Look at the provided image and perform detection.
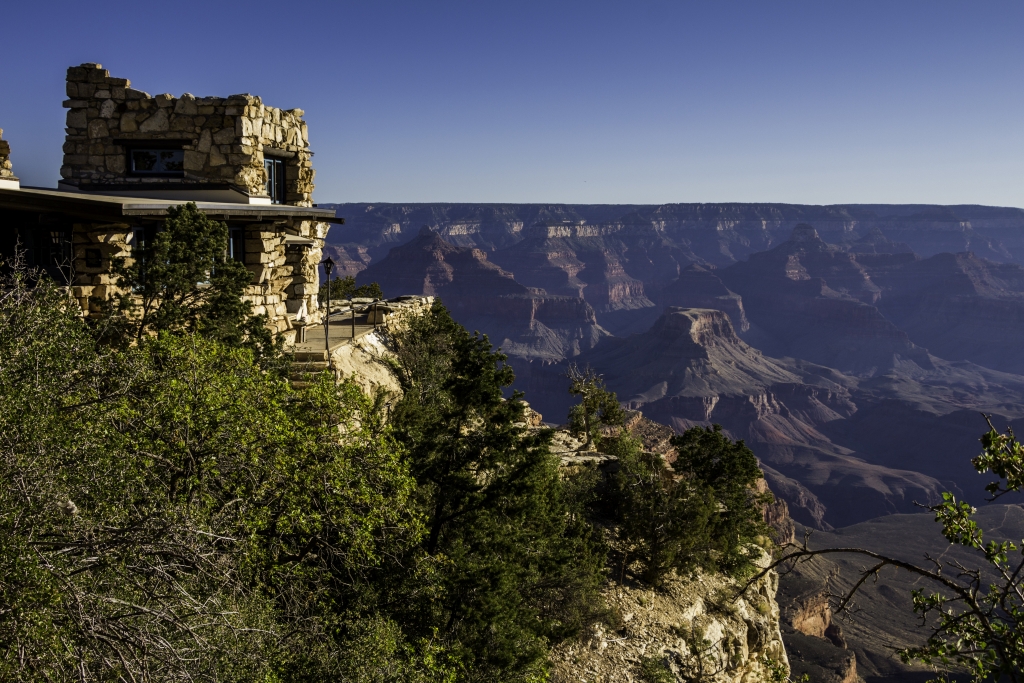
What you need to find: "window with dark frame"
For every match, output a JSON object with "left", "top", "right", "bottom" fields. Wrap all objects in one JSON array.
[
  {"left": 48, "top": 229, "right": 72, "bottom": 267},
  {"left": 264, "top": 156, "right": 286, "bottom": 204},
  {"left": 128, "top": 147, "right": 185, "bottom": 177},
  {"left": 229, "top": 227, "right": 245, "bottom": 262}
]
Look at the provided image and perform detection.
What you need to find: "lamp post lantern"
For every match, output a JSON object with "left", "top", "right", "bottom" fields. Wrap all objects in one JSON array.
[{"left": 322, "top": 256, "right": 335, "bottom": 364}]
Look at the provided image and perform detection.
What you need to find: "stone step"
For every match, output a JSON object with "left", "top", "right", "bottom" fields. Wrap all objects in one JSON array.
[
  {"left": 291, "top": 350, "right": 329, "bottom": 362},
  {"left": 291, "top": 360, "right": 330, "bottom": 371},
  {"left": 286, "top": 358, "right": 329, "bottom": 389}
]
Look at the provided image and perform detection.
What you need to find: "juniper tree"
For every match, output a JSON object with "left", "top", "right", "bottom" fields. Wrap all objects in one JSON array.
[
  {"left": 99, "top": 202, "right": 279, "bottom": 362},
  {"left": 566, "top": 364, "right": 625, "bottom": 449},
  {"left": 384, "top": 301, "right": 607, "bottom": 682},
  {"left": 611, "top": 425, "right": 769, "bottom": 586}
]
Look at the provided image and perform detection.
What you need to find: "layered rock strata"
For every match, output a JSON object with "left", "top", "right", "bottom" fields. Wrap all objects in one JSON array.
[
  {"left": 357, "top": 229, "right": 609, "bottom": 359},
  {"left": 718, "top": 225, "right": 934, "bottom": 375},
  {"left": 326, "top": 202, "right": 1024, "bottom": 271},
  {"left": 564, "top": 308, "right": 949, "bottom": 529}
]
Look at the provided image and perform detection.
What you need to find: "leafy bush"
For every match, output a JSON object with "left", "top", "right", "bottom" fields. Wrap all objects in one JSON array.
[
  {"left": 0, "top": 262, "right": 436, "bottom": 681},
  {"left": 637, "top": 655, "right": 675, "bottom": 683}
]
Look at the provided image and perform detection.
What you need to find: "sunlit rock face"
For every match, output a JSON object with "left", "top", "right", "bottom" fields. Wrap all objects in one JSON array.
[{"left": 356, "top": 228, "right": 610, "bottom": 360}]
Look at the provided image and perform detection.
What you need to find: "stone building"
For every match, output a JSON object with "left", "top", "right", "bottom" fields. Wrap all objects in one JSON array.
[
  {"left": 0, "top": 64, "right": 342, "bottom": 341},
  {"left": 59, "top": 63, "right": 314, "bottom": 206},
  {"left": 0, "top": 129, "right": 18, "bottom": 189}
]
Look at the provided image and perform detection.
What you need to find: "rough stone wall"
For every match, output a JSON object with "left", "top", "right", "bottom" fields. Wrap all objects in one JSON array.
[
  {"left": 246, "top": 220, "right": 328, "bottom": 334},
  {"left": 0, "top": 129, "right": 17, "bottom": 183},
  {"left": 70, "top": 221, "right": 133, "bottom": 315},
  {"left": 68, "top": 217, "right": 327, "bottom": 337},
  {"left": 61, "top": 63, "right": 315, "bottom": 205},
  {"left": 62, "top": 216, "right": 325, "bottom": 337},
  {"left": 374, "top": 296, "right": 436, "bottom": 334}
]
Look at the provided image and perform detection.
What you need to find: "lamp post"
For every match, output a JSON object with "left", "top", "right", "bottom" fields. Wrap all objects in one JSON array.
[{"left": 322, "top": 256, "right": 335, "bottom": 364}]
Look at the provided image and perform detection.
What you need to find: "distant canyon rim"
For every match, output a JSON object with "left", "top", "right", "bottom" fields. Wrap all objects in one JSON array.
[{"left": 325, "top": 201, "right": 1024, "bottom": 531}]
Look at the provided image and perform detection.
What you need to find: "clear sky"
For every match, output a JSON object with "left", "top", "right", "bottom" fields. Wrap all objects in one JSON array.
[{"left": 2, "top": 1, "right": 1022, "bottom": 206}]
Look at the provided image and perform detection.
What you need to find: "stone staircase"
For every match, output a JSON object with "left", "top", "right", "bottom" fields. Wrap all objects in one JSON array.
[{"left": 288, "top": 352, "right": 333, "bottom": 390}]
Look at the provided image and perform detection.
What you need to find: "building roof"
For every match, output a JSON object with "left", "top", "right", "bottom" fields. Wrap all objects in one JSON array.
[{"left": 0, "top": 186, "right": 343, "bottom": 224}]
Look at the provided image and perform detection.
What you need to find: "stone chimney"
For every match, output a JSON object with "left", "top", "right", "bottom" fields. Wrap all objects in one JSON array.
[{"left": 0, "top": 129, "right": 19, "bottom": 189}]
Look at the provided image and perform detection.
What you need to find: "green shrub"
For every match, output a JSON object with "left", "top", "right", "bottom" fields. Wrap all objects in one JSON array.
[
  {"left": 612, "top": 425, "right": 769, "bottom": 585},
  {"left": 637, "top": 655, "right": 674, "bottom": 683}
]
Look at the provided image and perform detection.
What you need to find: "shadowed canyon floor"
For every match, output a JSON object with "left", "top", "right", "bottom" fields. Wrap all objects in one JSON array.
[{"left": 335, "top": 204, "right": 1024, "bottom": 529}]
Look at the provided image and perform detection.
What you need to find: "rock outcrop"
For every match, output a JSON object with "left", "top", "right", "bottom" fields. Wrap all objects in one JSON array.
[
  {"left": 550, "top": 554, "right": 788, "bottom": 683},
  {"left": 656, "top": 264, "right": 749, "bottom": 332},
  {"left": 356, "top": 228, "right": 609, "bottom": 359},
  {"left": 871, "top": 251, "right": 1024, "bottom": 374},
  {"left": 568, "top": 307, "right": 947, "bottom": 529},
  {"left": 718, "top": 225, "right": 934, "bottom": 375}
]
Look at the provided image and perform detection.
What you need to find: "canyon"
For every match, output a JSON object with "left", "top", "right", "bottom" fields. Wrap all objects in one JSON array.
[
  {"left": 330, "top": 201, "right": 1024, "bottom": 678},
  {"left": 334, "top": 202, "right": 1024, "bottom": 526}
]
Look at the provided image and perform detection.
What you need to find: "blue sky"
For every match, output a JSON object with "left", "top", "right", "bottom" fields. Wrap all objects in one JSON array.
[{"left": 2, "top": 1, "right": 1023, "bottom": 205}]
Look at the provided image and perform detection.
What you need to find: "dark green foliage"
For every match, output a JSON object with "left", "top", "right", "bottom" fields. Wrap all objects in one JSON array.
[
  {"left": 566, "top": 364, "right": 625, "bottom": 448},
  {"left": 0, "top": 262, "right": 448, "bottom": 681},
  {"left": 320, "top": 274, "right": 384, "bottom": 302},
  {"left": 612, "top": 434, "right": 717, "bottom": 585},
  {"left": 671, "top": 425, "right": 771, "bottom": 575},
  {"left": 385, "top": 301, "right": 607, "bottom": 681},
  {"left": 100, "top": 202, "right": 280, "bottom": 362},
  {"left": 612, "top": 426, "right": 769, "bottom": 585}
]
